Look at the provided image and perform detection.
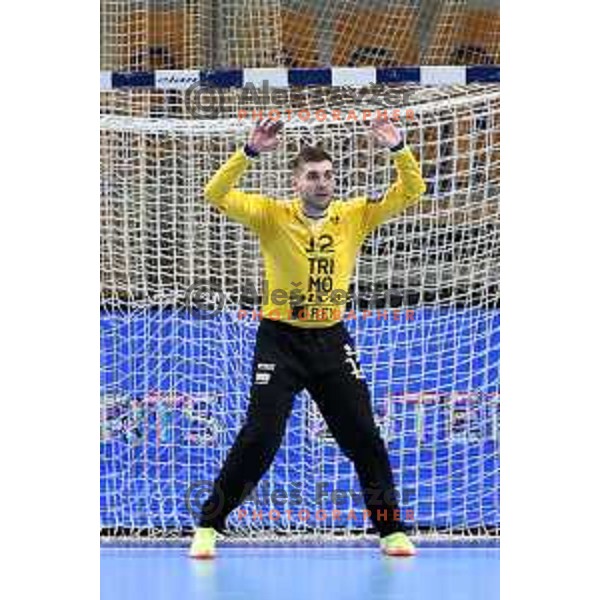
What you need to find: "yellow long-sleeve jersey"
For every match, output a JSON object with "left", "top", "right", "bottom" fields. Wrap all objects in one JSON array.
[{"left": 204, "top": 147, "right": 426, "bottom": 328}]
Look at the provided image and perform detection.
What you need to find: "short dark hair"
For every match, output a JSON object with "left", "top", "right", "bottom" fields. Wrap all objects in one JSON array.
[{"left": 291, "top": 146, "right": 332, "bottom": 173}]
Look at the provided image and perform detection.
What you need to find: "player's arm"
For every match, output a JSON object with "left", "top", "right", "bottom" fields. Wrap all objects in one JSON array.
[
  {"left": 358, "top": 116, "right": 426, "bottom": 234},
  {"left": 204, "top": 120, "right": 284, "bottom": 232}
]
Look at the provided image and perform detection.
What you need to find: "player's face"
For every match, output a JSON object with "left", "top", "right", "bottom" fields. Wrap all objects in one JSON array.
[{"left": 293, "top": 161, "right": 334, "bottom": 211}]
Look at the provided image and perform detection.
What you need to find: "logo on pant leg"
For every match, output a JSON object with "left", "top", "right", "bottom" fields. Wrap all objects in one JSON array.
[
  {"left": 343, "top": 344, "right": 356, "bottom": 357},
  {"left": 255, "top": 362, "right": 276, "bottom": 385},
  {"left": 257, "top": 363, "right": 276, "bottom": 371},
  {"left": 343, "top": 344, "right": 365, "bottom": 380}
]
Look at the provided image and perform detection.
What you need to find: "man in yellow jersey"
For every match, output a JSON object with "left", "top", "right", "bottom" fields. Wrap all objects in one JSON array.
[{"left": 190, "top": 116, "right": 426, "bottom": 559}]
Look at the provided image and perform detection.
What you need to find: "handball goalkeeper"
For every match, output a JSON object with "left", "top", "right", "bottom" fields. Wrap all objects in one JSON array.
[{"left": 190, "top": 116, "right": 426, "bottom": 558}]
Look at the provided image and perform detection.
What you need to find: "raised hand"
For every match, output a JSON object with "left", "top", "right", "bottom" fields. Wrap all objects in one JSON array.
[
  {"left": 247, "top": 119, "right": 284, "bottom": 154},
  {"left": 370, "top": 115, "right": 403, "bottom": 149}
]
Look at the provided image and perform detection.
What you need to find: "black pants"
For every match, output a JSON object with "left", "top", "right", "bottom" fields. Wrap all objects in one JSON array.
[{"left": 198, "top": 318, "right": 405, "bottom": 537}]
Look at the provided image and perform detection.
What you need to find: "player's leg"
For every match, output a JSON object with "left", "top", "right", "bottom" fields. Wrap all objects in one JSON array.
[
  {"left": 305, "top": 325, "right": 415, "bottom": 555},
  {"left": 306, "top": 371, "right": 405, "bottom": 537},
  {"left": 196, "top": 376, "right": 297, "bottom": 531},
  {"left": 190, "top": 320, "right": 305, "bottom": 558}
]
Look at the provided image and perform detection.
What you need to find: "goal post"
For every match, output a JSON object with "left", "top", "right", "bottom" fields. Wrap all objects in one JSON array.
[
  {"left": 100, "top": 0, "right": 499, "bottom": 546},
  {"left": 100, "top": 78, "right": 499, "bottom": 542}
]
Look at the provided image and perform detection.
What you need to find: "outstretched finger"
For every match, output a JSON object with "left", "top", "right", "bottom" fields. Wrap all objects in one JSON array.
[
  {"left": 369, "top": 118, "right": 384, "bottom": 132},
  {"left": 374, "top": 112, "right": 389, "bottom": 125},
  {"left": 265, "top": 119, "right": 284, "bottom": 135},
  {"left": 368, "top": 127, "right": 379, "bottom": 141},
  {"left": 369, "top": 121, "right": 386, "bottom": 137}
]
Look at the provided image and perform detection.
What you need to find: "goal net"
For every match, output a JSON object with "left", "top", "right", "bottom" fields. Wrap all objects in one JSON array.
[
  {"left": 100, "top": 0, "right": 500, "bottom": 71},
  {"left": 100, "top": 80, "right": 500, "bottom": 541}
]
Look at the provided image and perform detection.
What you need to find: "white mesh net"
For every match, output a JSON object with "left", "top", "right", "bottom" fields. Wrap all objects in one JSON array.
[
  {"left": 100, "top": 0, "right": 499, "bottom": 71},
  {"left": 100, "top": 84, "right": 499, "bottom": 541}
]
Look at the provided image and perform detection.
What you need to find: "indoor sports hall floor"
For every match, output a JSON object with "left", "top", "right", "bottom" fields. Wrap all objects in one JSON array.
[{"left": 101, "top": 542, "right": 499, "bottom": 600}]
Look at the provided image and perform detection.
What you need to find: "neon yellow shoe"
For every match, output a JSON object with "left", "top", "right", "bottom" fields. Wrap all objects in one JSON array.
[
  {"left": 380, "top": 532, "right": 416, "bottom": 557},
  {"left": 189, "top": 527, "right": 217, "bottom": 559}
]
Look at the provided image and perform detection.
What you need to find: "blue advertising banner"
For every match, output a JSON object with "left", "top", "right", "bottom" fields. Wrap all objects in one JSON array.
[{"left": 101, "top": 308, "right": 499, "bottom": 532}]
